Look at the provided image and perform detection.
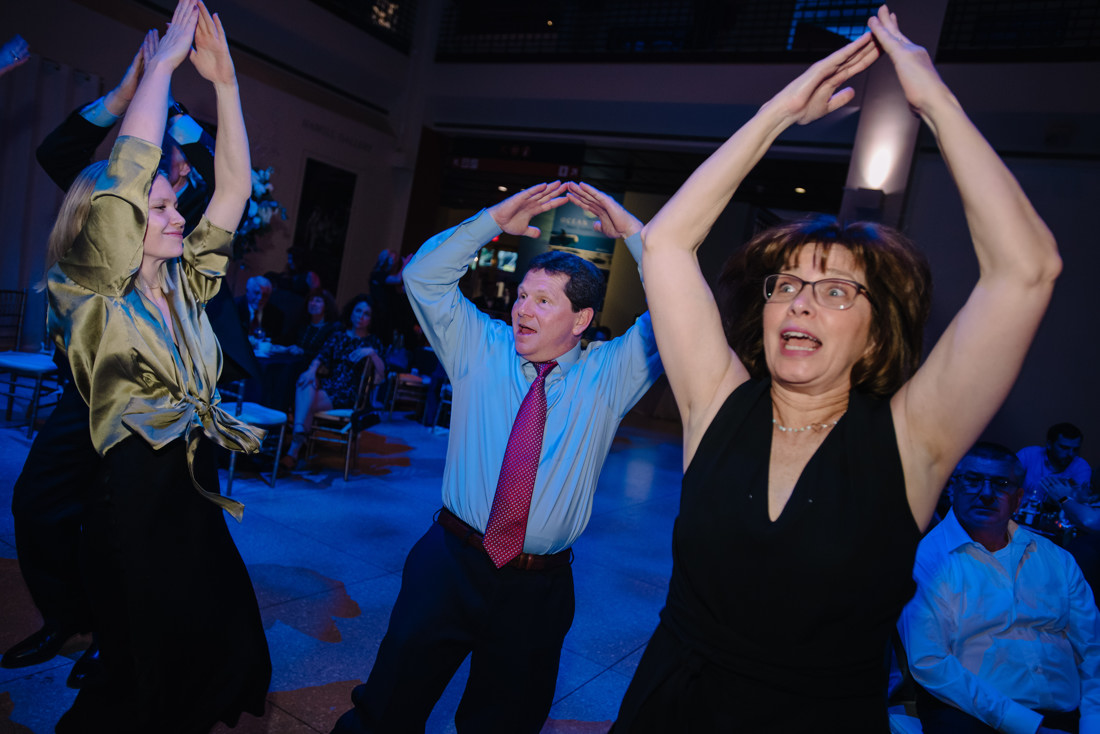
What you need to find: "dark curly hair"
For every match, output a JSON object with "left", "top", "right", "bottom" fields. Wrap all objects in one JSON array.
[
  {"left": 340, "top": 293, "right": 374, "bottom": 330},
  {"left": 526, "top": 251, "right": 606, "bottom": 312},
  {"left": 307, "top": 288, "right": 339, "bottom": 323},
  {"left": 716, "top": 216, "right": 932, "bottom": 398}
]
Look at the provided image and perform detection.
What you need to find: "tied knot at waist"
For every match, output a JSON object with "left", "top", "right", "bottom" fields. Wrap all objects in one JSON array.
[{"left": 122, "top": 393, "right": 267, "bottom": 521}]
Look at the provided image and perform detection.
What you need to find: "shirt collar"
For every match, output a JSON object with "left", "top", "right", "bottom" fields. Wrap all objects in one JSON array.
[
  {"left": 941, "top": 508, "right": 1032, "bottom": 554},
  {"left": 520, "top": 339, "right": 582, "bottom": 379}
]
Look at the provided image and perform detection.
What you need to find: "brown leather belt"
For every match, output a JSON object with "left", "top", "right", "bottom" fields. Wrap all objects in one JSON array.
[{"left": 436, "top": 507, "right": 573, "bottom": 572}]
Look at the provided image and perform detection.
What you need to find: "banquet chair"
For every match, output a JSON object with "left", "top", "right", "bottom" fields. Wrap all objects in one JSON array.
[
  {"left": 0, "top": 289, "right": 60, "bottom": 437},
  {"left": 431, "top": 381, "right": 453, "bottom": 433},
  {"left": 221, "top": 380, "right": 288, "bottom": 494},
  {"left": 307, "top": 360, "right": 380, "bottom": 481},
  {"left": 387, "top": 372, "right": 429, "bottom": 420}
]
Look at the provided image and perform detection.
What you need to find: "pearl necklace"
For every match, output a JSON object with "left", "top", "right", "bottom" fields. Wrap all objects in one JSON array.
[{"left": 772, "top": 413, "right": 845, "bottom": 433}]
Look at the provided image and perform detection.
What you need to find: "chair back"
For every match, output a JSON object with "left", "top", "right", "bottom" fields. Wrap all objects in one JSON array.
[{"left": 0, "top": 289, "right": 27, "bottom": 351}]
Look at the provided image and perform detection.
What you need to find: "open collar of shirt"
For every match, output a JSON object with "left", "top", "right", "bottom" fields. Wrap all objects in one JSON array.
[
  {"left": 519, "top": 339, "right": 582, "bottom": 381},
  {"left": 941, "top": 508, "right": 1035, "bottom": 559}
]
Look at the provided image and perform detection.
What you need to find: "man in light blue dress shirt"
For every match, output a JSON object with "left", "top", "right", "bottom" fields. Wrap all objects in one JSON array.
[{"left": 331, "top": 182, "right": 662, "bottom": 734}]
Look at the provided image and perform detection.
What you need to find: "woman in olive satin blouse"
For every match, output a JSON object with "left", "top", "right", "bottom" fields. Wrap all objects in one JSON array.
[{"left": 46, "top": 3, "right": 271, "bottom": 731}]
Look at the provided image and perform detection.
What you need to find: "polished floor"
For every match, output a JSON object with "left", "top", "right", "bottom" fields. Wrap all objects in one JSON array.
[{"left": 0, "top": 408, "right": 684, "bottom": 733}]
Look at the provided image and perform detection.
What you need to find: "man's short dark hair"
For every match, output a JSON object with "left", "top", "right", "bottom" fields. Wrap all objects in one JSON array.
[
  {"left": 959, "top": 442, "right": 1025, "bottom": 486},
  {"left": 1048, "top": 423, "right": 1083, "bottom": 443},
  {"left": 526, "top": 251, "right": 605, "bottom": 312}
]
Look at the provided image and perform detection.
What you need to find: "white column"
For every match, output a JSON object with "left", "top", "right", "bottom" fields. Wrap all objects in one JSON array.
[{"left": 841, "top": 0, "right": 950, "bottom": 226}]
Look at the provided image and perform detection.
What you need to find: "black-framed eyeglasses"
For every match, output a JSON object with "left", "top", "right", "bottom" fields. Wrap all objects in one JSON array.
[
  {"left": 763, "top": 273, "right": 870, "bottom": 311},
  {"left": 951, "top": 472, "right": 1017, "bottom": 495}
]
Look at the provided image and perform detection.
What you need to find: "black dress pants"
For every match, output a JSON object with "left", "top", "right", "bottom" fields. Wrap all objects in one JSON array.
[
  {"left": 332, "top": 521, "right": 575, "bottom": 734},
  {"left": 11, "top": 382, "right": 99, "bottom": 633}
]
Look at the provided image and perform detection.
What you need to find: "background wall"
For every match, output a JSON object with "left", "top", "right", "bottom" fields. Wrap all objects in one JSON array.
[
  {"left": 2, "top": 0, "right": 1097, "bottom": 464},
  {"left": 905, "top": 152, "right": 1100, "bottom": 459}
]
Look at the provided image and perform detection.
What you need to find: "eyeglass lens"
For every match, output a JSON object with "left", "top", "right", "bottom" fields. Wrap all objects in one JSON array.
[
  {"left": 764, "top": 274, "right": 862, "bottom": 310},
  {"left": 954, "top": 472, "right": 1015, "bottom": 493}
]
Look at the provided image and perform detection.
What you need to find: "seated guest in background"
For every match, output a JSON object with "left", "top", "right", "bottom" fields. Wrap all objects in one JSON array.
[
  {"left": 237, "top": 274, "right": 285, "bottom": 342},
  {"left": 0, "top": 34, "right": 29, "bottom": 77},
  {"left": 1018, "top": 426, "right": 1100, "bottom": 609},
  {"left": 287, "top": 288, "right": 340, "bottom": 360},
  {"left": 282, "top": 295, "right": 385, "bottom": 468},
  {"left": 265, "top": 261, "right": 319, "bottom": 339},
  {"left": 899, "top": 442, "right": 1100, "bottom": 734},
  {"left": 1018, "top": 423, "right": 1092, "bottom": 514}
]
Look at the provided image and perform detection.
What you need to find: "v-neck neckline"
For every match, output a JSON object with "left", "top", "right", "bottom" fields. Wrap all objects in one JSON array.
[{"left": 759, "top": 391, "right": 847, "bottom": 527}]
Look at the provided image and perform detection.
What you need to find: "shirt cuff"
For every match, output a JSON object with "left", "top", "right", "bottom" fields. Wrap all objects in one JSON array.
[
  {"left": 167, "top": 115, "right": 204, "bottom": 145},
  {"left": 466, "top": 208, "right": 504, "bottom": 243},
  {"left": 624, "top": 231, "right": 643, "bottom": 264},
  {"left": 999, "top": 701, "right": 1044, "bottom": 734},
  {"left": 79, "top": 97, "right": 119, "bottom": 128}
]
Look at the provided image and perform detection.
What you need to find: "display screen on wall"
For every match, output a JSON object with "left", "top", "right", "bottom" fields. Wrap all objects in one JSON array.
[
  {"left": 526, "top": 198, "right": 619, "bottom": 274},
  {"left": 293, "top": 158, "right": 357, "bottom": 294}
]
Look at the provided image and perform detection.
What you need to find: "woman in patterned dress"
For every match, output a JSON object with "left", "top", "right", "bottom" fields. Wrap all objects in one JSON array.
[{"left": 283, "top": 294, "right": 385, "bottom": 467}]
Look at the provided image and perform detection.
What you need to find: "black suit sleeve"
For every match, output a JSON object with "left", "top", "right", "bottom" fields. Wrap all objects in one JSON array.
[
  {"left": 36, "top": 106, "right": 112, "bottom": 192},
  {"left": 179, "top": 127, "right": 216, "bottom": 189}
]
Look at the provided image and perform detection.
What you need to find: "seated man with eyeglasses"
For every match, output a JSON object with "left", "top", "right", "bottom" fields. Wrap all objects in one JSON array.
[{"left": 898, "top": 442, "right": 1100, "bottom": 734}]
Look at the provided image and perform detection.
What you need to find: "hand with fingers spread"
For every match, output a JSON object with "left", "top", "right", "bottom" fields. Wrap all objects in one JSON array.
[
  {"left": 190, "top": 0, "right": 236, "bottom": 86},
  {"left": 565, "top": 182, "right": 642, "bottom": 240},
  {"left": 867, "top": 5, "right": 950, "bottom": 118},
  {"left": 488, "top": 182, "right": 569, "bottom": 237}
]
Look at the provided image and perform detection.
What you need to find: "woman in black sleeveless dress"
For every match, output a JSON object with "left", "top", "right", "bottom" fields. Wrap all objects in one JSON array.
[{"left": 609, "top": 8, "right": 1061, "bottom": 731}]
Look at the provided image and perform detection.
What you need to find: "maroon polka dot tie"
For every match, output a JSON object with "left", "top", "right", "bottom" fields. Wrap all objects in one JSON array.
[{"left": 483, "top": 361, "right": 557, "bottom": 568}]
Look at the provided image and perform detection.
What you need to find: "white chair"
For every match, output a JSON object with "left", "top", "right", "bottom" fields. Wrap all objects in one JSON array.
[
  {"left": 221, "top": 382, "right": 288, "bottom": 494},
  {"left": 0, "top": 289, "right": 60, "bottom": 437}
]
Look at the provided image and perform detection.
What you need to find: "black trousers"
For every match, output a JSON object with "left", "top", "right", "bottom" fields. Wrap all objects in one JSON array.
[
  {"left": 332, "top": 521, "right": 575, "bottom": 734},
  {"left": 11, "top": 382, "right": 99, "bottom": 633}
]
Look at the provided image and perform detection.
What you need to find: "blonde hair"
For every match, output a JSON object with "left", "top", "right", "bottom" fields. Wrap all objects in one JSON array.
[{"left": 37, "top": 161, "right": 108, "bottom": 290}]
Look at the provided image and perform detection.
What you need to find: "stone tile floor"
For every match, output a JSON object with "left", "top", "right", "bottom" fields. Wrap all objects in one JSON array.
[{"left": 0, "top": 411, "right": 683, "bottom": 733}]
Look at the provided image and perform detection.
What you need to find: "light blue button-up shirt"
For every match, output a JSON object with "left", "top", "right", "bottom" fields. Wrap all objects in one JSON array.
[{"left": 403, "top": 209, "right": 663, "bottom": 554}]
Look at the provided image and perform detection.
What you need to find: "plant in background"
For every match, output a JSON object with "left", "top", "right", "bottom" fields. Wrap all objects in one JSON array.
[{"left": 234, "top": 166, "right": 288, "bottom": 260}]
